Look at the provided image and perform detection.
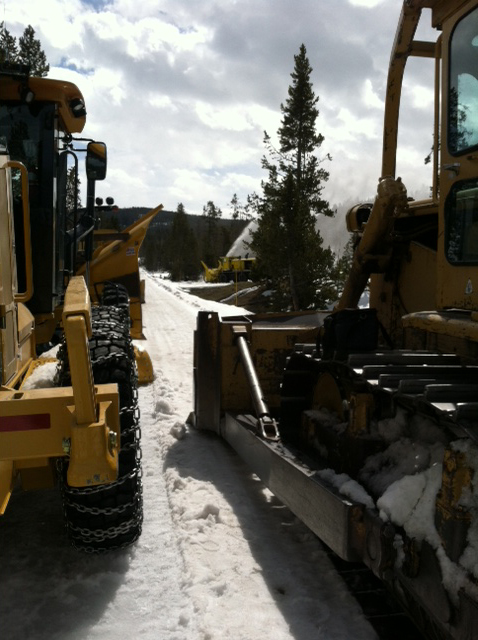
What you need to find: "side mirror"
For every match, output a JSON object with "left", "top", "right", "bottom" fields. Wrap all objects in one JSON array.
[{"left": 86, "top": 141, "right": 107, "bottom": 181}]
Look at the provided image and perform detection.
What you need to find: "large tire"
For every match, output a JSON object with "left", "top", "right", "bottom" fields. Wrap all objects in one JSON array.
[
  {"left": 56, "top": 304, "right": 143, "bottom": 552},
  {"left": 101, "top": 281, "right": 131, "bottom": 320}
]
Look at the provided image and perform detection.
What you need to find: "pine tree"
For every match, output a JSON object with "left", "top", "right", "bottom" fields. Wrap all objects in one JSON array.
[
  {"left": 335, "top": 237, "right": 355, "bottom": 284},
  {"left": 250, "top": 44, "right": 333, "bottom": 311},
  {"left": 329, "top": 235, "right": 356, "bottom": 301},
  {"left": 202, "top": 200, "right": 222, "bottom": 220},
  {"left": 0, "top": 22, "right": 18, "bottom": 64},
  {"left": 201, "top": 200, "right": 223, "bottom": 266},
  {"left": 1, "top": 23, "right": 49, "bottom": 77},
  {"left": 230, "top": 193, "right": 240, "bottom": 220},
  {"left": 142, "top": 234, "right": 162, "bottom": 272},
  {"left": 169, "top": 203, "right": 200, "bottom": 281},
  {"left": 18, "top": 25, "right": 49, "bottom": 77}
]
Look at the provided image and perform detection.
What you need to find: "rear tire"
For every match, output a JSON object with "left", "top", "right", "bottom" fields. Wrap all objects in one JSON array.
[{"left": 101, "top": 281, "right": 131, "bottom": 318}]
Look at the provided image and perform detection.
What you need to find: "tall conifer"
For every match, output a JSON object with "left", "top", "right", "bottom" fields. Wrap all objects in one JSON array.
[
  {"left": 18, "top": 25, "right": 50, "bottom": 77},
  {"left": 1, "top": 23, "right": 49, "bottom": 77},
  {"left": 169, "top": 203, "right": 200, "bottom": 281},
  {"left": 0, "top": 22, "right": 18, "bottom": 64},
  {"left": 251, "top": 44, "right": 333, "bottom": 310}
]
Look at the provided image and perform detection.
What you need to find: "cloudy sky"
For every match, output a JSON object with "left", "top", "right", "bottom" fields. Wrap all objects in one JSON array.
[{"left": 6, "top": 0, "right": 438, "bottom": 215}]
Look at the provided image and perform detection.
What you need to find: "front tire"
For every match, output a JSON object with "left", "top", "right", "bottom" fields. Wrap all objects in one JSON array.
[{"left": 56, "top": 305, "right": 143, "bottom": 552}]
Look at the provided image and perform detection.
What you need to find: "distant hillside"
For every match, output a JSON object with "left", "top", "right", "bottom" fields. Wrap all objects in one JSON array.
[
  {"left": 99, "top": 206, "right": 250, "bottom": 242},
  {"left": 99, "top": 206, "right": 350, "bottom": 260},
  {"left": 97, "top": 206, "right": 173, "bottom": 229}
]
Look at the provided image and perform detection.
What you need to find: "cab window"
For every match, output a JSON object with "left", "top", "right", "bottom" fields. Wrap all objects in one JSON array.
[{"left": 449, "top": 7, "right": 478, "bottom": 154}]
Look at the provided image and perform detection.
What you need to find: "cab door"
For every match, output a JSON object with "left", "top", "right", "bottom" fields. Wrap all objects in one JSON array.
[
  {"left": 0, "top": 156, "right": 19, "bottom": 384},
  {"left": 438, "top": 2, "right": 478, "bottom": 309}
]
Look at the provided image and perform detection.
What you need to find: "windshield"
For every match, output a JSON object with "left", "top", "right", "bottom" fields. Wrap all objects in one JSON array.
[
  {"left": 0, "top": 101, "right": 65, "bottom": 313},
  {"left": 0, "top": 102, "right": 55, "bottom": 208},
  {"left": 449, "top": 6, "right": 478, "bottom": 154}
]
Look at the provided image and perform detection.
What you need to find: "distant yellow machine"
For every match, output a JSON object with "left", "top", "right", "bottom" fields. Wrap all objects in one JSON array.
[{"left": 201, "top": 255, "right": 256, "bottom": 283}]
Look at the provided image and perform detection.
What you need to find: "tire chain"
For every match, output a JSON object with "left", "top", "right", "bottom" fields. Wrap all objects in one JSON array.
[{"left": 56, "top": 305, "right": 144, "bottom": 553}]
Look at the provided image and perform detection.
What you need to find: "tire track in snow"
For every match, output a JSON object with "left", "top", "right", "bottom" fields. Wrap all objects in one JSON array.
[{"left": 141, "top": 273, "right": 377, "bottom": 640}]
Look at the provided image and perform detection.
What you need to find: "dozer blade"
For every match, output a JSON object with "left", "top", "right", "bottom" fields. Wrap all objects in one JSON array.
[
  {"left": 193, "top": 312, "right": 390, "bottom": 568},
  {"left": 222, "top": 412, "right": 387, "bottom": 564}
]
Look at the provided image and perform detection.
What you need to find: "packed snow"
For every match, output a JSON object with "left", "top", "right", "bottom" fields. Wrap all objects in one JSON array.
[
  {"left": 2, "top": 271, "right": 478, "bottom": 639},
  {"left": 0, "top": 273, "right": 376, "bottom": 640}
]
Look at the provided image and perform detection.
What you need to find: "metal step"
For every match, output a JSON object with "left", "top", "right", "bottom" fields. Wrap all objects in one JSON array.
[
  {"left": 380, "top": 372, "right": 478, "bottom": 391},
  {"left": 362, "top": 364, "right": 472, "bottom": 382},
  {"left": 348, "top": 351, "right": 462, "bottom": 368},
  {"left": 425, "top": 384, "right": 478, "bottom": 403}
]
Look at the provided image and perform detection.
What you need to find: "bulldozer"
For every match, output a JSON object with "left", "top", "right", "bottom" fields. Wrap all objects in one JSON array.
[
  {"left": 0, "top": 63, "right": 159, "bottom": 551},
  {"left": 193, "top": 1, "right": 478, "bottom": 637}
]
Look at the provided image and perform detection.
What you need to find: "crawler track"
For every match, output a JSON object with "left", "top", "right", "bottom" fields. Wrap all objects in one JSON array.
[
  {"left": 280, "top": 348, "right": 478, "bottom": 448},
  {"left": 278, "top": 347, "right": 478, "bottom": 640},
  {"left": 325, "top": 551, "right": 424, "bottom": 640},
  {"left": 347, "top": 350, "right": 478, "bottom": 439}
]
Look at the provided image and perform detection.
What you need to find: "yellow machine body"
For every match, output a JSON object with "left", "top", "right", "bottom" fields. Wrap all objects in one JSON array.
[
  {"left": 0, "top": 76, "right": 120, "bottom": 502},
  {"left": 133, "top": 345, "right": 154, "bottom": 385},
  {"left": 0, "top": 61, "right": 146, "bottom": 550},
  {"left": 0, "top": 68, "right": 143, "bottom": 551},
  {"left": 0, "top": 270, "right": 120, "bottom": 514},
  {"left": 2, "top": 75, "right": 86, "bottom": 134},
  {"left": 79, "top": 205, "right": 162, "bottom": 339}
]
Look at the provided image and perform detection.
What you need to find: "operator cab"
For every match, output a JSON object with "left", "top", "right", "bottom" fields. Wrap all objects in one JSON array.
[
  {"left": 0, "top": 66, "right": 106, "bottom": 322},
  {"left": 444, "top": 6, "right": 478, "bottom": 267}
]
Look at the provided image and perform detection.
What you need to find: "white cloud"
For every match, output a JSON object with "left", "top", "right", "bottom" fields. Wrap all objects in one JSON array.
[
  {"left": 149, "top": 94, "right": 176, "bottom": 110},
  {"left": 5, "top": 0, "right": 439, "bottom": 213},
  {"left": 348, "top": 0, "right": 386, "bottom": 7},
  {"left": 362, "top": 78, "right": 384, "bottom": 110},
  {"left": 93, "top": 68, "right": 126, "bottom": 106},
  {"left": 330, "top": 107, "right": 379, "bottom": 143},
  {"left": 410, "top": 85, "right": 435, "bottom": 110},
  {"left": 195, "top": 103, "right": 254, "bottom": 132}
]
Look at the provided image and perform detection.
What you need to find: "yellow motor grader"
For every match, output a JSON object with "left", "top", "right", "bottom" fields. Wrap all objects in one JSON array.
[
  {"left": 0, "top": 64, "right": 158, "bottom": 550},
  {"left": 194, "top": 1, "right": 478, "bottom": 637}
]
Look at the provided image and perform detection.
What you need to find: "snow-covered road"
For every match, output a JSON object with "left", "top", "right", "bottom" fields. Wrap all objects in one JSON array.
[{"left": 0, "top": 273, "right": 376, "bottom": 640}]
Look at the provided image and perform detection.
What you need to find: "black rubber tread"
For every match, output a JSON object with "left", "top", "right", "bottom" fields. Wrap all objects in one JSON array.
[
  {"left": 101, "top": 282, "right": 131, "bottom": 322},
  {"left": 91, "top": 305, "right": 131, "bottom": 338},
  {"left": 325, "top": 551, "right": 424, "bottom": 640},
  {"left": 56, "top": 305, "right": 143, "bottom": 552},
  {"left": 101, "top": 281, "right": 129, "bottom": 304},
  {"left": 100, "top": 281, "right": 132, "bottom": 336}
]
